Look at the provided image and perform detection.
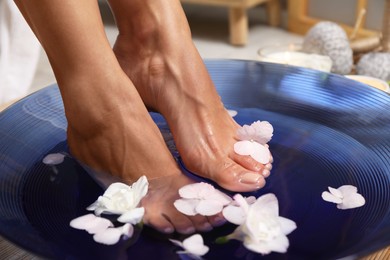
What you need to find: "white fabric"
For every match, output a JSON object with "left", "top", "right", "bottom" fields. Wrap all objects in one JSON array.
[{"left": 0, "top": 0, "right": 40, "bottom": 105}]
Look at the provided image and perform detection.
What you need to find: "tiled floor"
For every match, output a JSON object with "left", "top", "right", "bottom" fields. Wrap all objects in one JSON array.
[{"left": 29, "top": 4, "right": 303, "bottom": 93}]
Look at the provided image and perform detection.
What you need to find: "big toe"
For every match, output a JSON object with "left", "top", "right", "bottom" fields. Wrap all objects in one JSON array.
[{"left": 210, "top": 160, "right": 266, "bottom": 192}]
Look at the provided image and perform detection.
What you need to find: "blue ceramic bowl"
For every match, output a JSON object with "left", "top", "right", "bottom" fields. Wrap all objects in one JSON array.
[{"left": 0, "top": 60, "right": 389, "bottom": 259}]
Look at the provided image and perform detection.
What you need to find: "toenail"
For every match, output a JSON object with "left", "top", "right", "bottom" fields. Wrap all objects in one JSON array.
[
  {"left": 240, "top": 172, "right": 261, "bottom": 184},
  {"left": 202, "top": 222, "right": 213, "bottom": 231},
  {"left": 262, "top": 169, "right": 270, "bottom": 177},
  {"left": 213, "top": 217, "right": 227, "bottom": 226},
  {"left": 183, "top": 227, "right": 195, "bottom": 234},
  {"left": 265, "top": 164, "right": 272, "bottom": 170},
  {"left": 163, "top": 227, "right": 174, "bottom": 234}
]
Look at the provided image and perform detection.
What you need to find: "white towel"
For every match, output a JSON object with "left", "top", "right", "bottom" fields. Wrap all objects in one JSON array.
[{"left": 0, "top": 0, "right": 40, "bottom": 105}]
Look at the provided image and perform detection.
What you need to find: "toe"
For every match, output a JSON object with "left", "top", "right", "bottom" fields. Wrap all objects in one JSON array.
[
  {"left": 231, "top": 153, "right": 264, "bottom": 172},
  {"left": 207, "top": 214, "right": 227, "bottom": 227},
  {"left": 212, "top": 160, "right": 266, "bottom": 192},
  {"left": 189, "top": 215, "right": 213, "bottom": 232},
  {"left": 143, "top": 213, "right": 175, "bottom": 234}
]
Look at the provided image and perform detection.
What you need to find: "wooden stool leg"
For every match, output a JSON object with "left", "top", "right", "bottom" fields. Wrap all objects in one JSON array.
[
  {"left": 229, "top": 7, "right": 248, "bottom": 46},
  {"left": 266, "top": 0, "right": 281, "bottom": 27}
]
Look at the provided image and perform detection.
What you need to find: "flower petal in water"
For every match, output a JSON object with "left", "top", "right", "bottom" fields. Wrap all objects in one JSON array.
[
  {"left": 234, "top": 140, "right": 270, "bottom": 164},
  {"left": 93, "top": 224, "right": 134, "bottom": 245},
  {"left": 224, "top": 194, "right": 297, "bottom": 255},
  {"left": 87, "top": 176, "right": 148, "bottom": 223},
  {"left": 174, "top": 183, "right": 232, "bottom": 216},
  {"left": 70, "top": 214, "right": 113, "bottom": 234},
  {"left": 42, "top": 153, "right": 65, "bottom": 165},
  {"left": 322, "top": 185, "right": 365, "bottom": 209},
  {"left": 237, "top": 120, "right": 273, "bottom": 144},
  {"left": 170, "top": 234, "right": 209, "bottom": 259}
]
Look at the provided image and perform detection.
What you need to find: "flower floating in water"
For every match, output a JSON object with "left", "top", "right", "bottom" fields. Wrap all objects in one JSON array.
[
  {"left": 222, "top": 193, "right": 297, "bottom": 255},
  {"left": 174, "top": 182, "right": 232, "bottom": 216},
  {"left": 42, "top": 153, "right": 66, "bottom": 165},
  {"left": 87, "top": 176, "right": 148, "bottom": 224},
  {"left": 170, "top": 234, "right": 209, "bottom": 259},
  {"left": 237, "top": 120, "right": 273, "bottom": 144},
  {"left": 70, "top": 176, "right": 148, "bottom": 245},
  {"left": 322, "top": 185, "right": 365, "bottom": 209},
  {"left": 234, "top": 120, "right": 273, "bottom": 164},
  {"left": 70, "top": 214, "right": 134, "bottom": 245}
]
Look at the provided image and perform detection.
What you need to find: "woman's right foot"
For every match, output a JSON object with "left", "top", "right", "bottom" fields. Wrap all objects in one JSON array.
[{"left": 108, "top": 0, "right": 272, "bottom": 192}]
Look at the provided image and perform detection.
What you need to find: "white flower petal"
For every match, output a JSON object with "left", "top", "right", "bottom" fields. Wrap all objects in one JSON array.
[
  {"left": 337, "top": 193, "right": 365, "bottom": 209},
  {"left": 232, "top": 194, "right": 250, "bottom": 213},
  {"left": 321, "top": 191, "right": 343, "bottom": 204},
  {"left": 251, "top": 193, "right": 279, "bottom": 216},
  {"left": 278, "top": 217, "right": 297, "bottom": 235},
  {"left": 249, "top": 142, "right": 270, "bottom": 164},
  {"left": 196, "top": 200, "right": 224, "bottom": 216},
  {"left": 337, "top": 185, "right": 358, "bottom": 196},
  {"left": 234, "top": 140, "right": 255, "bottom": 156},
  {"left": 222, "top": 205, "right": 246, "bottom": 225},
  {"left": 244, "top": 240, "right": 272, "bottom": 255},
  {"left": 42, "top": 153, "right": 65, "bottom": 165},
  {"left": 237, "top": 120, "right": 274, "bottom": 144},
  {"left": 93, "top": 227, "right": 122, "bottom": 245},
  {"left": 178, "top": 183, "right": 213, "bottom": 199},
  {"left": 131, "top": 176, "right": 149, "bottom": 200},
  {"left": 69, "top": 214, "right": 97, "bottom": 230},
  {"left": 70, "top": 214, "right": 113, "bottom": 234},
  {"left": 264, "top": 234, "right": 290, "bottom": 253},
  {"left": 117, "top": 207, "right": 145, "bottom": 224},
  {"left": 328, "top": 186, "right": 343, "bottom": 198},
  {"left": 174, "top": 199, "right": 199, "bottom": 216},
  {"left": 182, "top": 234, "right": 209, "bottom": 256},
  {"left": 121, "top": 223, "right": 134, "bottom": 238}
]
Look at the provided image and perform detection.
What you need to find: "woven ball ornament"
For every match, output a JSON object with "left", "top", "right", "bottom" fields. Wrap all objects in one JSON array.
[{"left": 303, "top": 22, "right": 353, "bottom": 74}]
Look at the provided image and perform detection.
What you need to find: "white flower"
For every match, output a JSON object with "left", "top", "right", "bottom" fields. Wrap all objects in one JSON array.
[
  {"left": 69, "top": 214, "right": 134, "bottom": 245},
  {"left": 87, "top": 176, "right": 148, "bottom": 224},
  {"left": 42, "top": 153, "right": 65, "bottom": 165},
  {"left": 170, "top": 234, "right": 209, "bottom": 259},
  {"left": 234, "top": 120, "right": 273, "bottom": 164},
  {"left": 322, "top": 185, "right": 365, "bottom": 209},
  {"left": 234, "top": 140, "right": 270, "bottom": 164},
  {"left": 223, "top": 194, "right": 297, "bottom": 255},
  {"left": 237, "top": 120, "right": 273, "bottom": 144},
  {"left": 174, "top": 182, "right": 232, "bottom": 216}
]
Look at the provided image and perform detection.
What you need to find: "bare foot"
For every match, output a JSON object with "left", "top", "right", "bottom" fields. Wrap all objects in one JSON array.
[
  {"left": 67, "top": 73, "right": 219, "bottom": 234},
  {"left": 109, "top": 0, "right": 272, "bottom": 192},
  {"left": 16, "top": 0, "right": 220, "bottom": 235}
]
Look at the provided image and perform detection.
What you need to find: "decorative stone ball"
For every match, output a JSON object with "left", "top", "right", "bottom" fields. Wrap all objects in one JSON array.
[
  {"left": 302, "top": 21, "right": 353, "bottom": 74},
  {"left": 356, "top": 52, "right": 390, "bottom": 81}
]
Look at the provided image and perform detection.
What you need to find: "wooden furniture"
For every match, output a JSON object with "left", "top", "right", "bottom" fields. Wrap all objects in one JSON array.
[
  {"left": 287, "top": 0, "right": 378, "bottom": 38},
  {"left": 181, "top": 0, "right": 281, "bottom": 45}
]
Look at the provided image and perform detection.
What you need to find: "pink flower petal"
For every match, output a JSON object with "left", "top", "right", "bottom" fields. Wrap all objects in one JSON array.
[
  {"left": 178, "top": 183, "right": 214, "bottom": 199},
  {"left": 234, "top": 140, "right": 256, "bottom": 156},
  {"left": 249, "top": 142, "right": 270, "bottom": 164},
  {"left": 174, "top": 199, "right": 199, "bottom": 216},
  {"left": 196, "top": 200, "right": 224, "bottom": 216}
]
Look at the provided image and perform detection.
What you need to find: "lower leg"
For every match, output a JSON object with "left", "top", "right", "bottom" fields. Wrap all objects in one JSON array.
[{"left": 14, "top": 0, "right": 216, "bottom": 234}]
